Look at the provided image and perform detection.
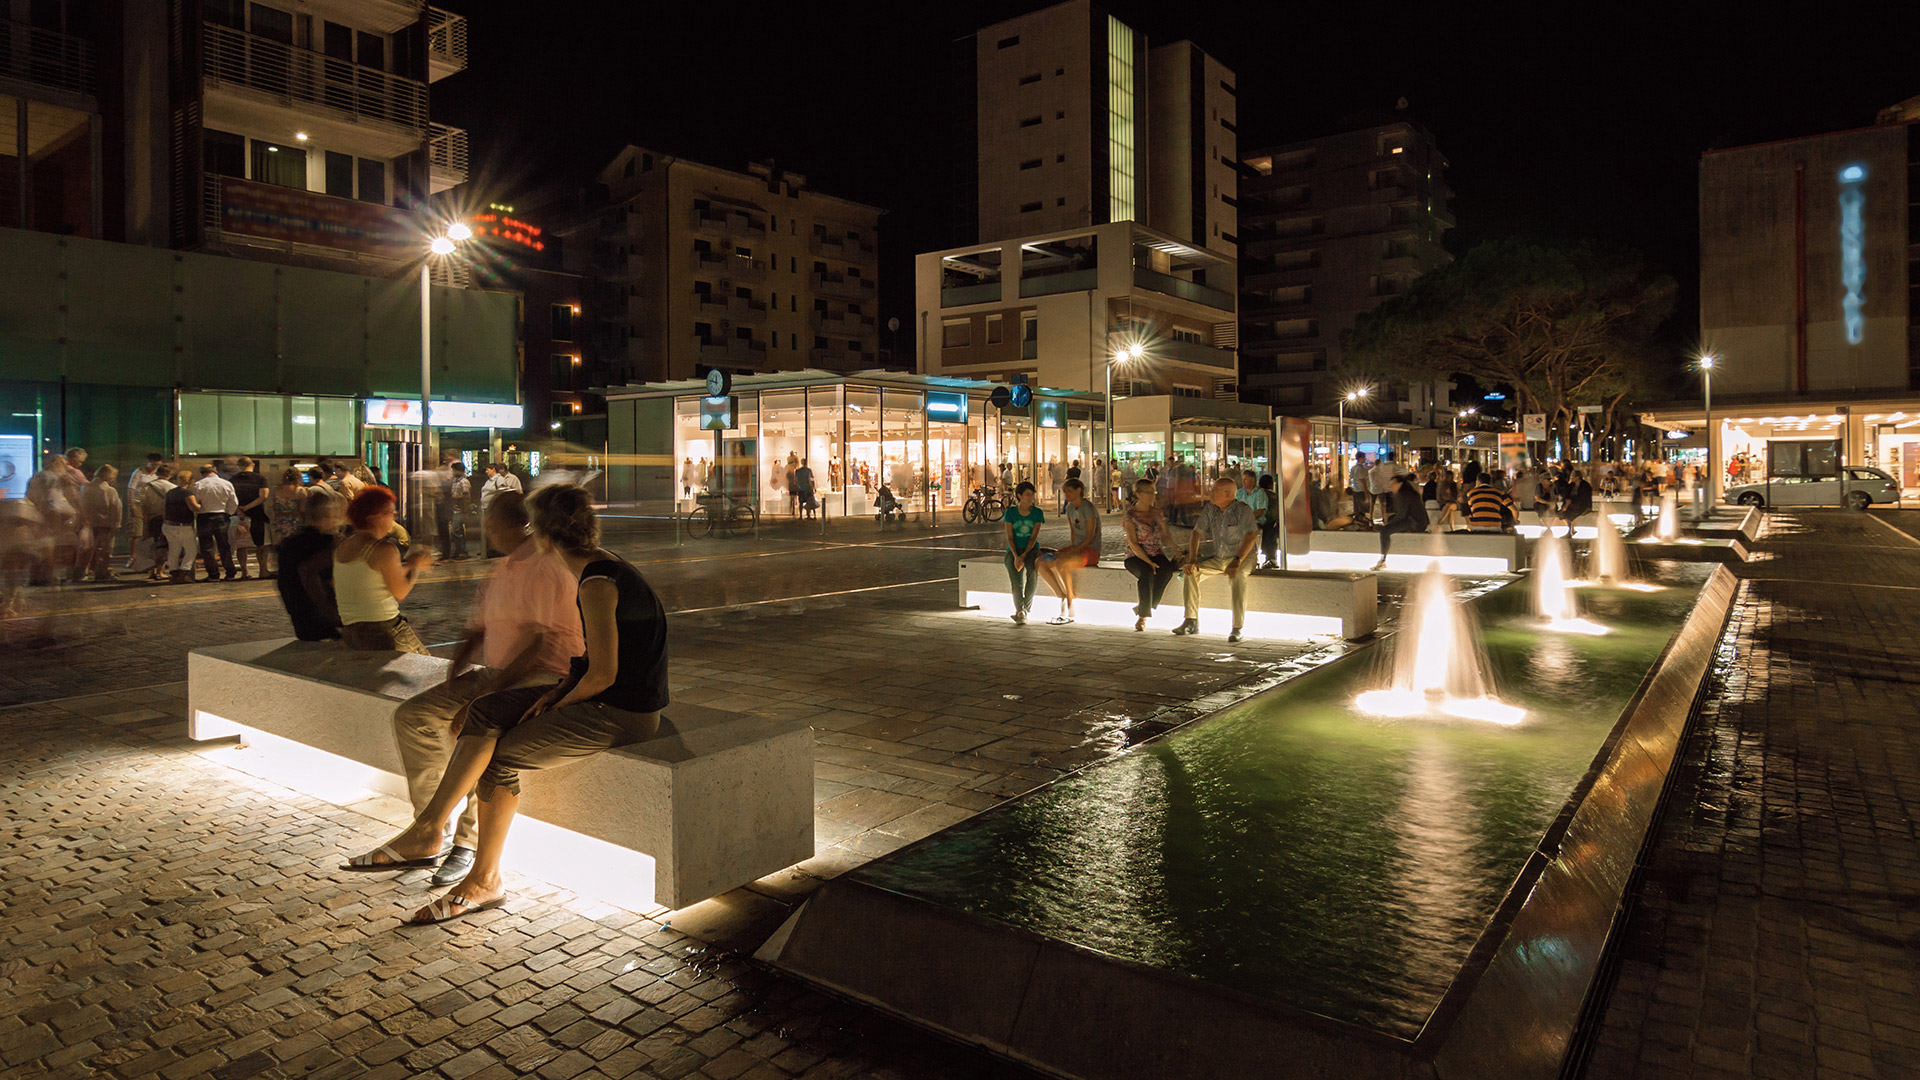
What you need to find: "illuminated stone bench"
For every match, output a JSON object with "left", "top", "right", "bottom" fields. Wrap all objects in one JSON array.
[
  {"left": 187, "top": 639, "right": 813, "bottom": 910},
  {"left": 1302, "top": 530, "right": 1529, "bottom": 575},
  {"left": 956, "top": 559, "right": 1377, "bottom": 640}
]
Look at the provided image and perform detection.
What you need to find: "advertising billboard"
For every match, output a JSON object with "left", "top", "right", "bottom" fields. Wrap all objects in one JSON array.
[{"left": 363, "top": 399, "right": 526, "bottom": 428}]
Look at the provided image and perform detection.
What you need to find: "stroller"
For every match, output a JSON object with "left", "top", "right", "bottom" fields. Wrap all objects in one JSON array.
[{"left": 874, "top": 484, "right": 904, "bottom": 527}]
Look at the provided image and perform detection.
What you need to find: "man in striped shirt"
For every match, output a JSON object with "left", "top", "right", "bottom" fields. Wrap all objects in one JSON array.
[{"left": 1464, "top": 475, "right": 1516, "bottom": 533}]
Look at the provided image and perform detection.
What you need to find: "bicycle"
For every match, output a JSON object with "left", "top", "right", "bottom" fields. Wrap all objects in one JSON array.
[
  {"left": 686, "top": 493, "right": 759, "bottom": 538},
  {"left": 961, "top": 486, "right": 1006, "bottom": 524}
]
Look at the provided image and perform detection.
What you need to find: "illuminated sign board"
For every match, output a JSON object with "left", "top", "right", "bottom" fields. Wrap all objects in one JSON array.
[
  {"left": 1036, "top": 399, "right": 1062, "bottom": 428},
  {"left": 473, "top": 205, "right": 546, "bottom": 253},
  {"left": 699, "top": 396, "right": 738, "bottom": 431},
  {"left": 364, "top": 399, "right": 525, "bottom": 428},
  {"left": 1838, "top": 164, "right": 1866, "bottom": 345},
  {"left": 926, "top": 391, "right": 969, "bottom": 424}
]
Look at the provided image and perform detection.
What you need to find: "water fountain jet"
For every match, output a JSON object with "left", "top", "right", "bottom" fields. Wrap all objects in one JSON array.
[
  {"left": 1591, "top": 513, "right": 1630, "bottom": 584},
  {"left": 1656, "top": 490, "right": 1678, "bottom": 540},
  {"left": 1355, "top": 562, "right": 1526, "bottom": 724},
  {"left": 1534, "top": 532, "right": 1610, "bottom": 635}
]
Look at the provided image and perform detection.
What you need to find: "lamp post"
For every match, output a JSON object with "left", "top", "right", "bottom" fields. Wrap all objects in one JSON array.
[
  {"left": 422, "top": 222, "right": 472, "bottom": 473},
  {"left": 1337, "top": 386, "right": 1371, "bottom": 493},
  {"left": 1105, "top": 341, "right": 1144, "bottom": 509},
  {"left": 1453, "top": 407, "right": 1477, "bottom": 465},
  {"left": 1698, "top": 353, "right": 1716, "bottom": 511}
]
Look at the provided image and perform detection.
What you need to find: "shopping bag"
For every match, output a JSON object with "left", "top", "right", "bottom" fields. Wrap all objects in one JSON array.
[
  {"left": 231, "top": 519, "right": 255, "bottom": 550},
  {"left": 128, "top": 535, "right": 158, "bottom": 572}
]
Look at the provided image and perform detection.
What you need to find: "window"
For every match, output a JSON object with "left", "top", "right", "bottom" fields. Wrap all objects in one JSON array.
[
  {"left": 204, "top": 129, "right": 244, "bottom": 178},
  {"left": 791, "top": 333, "right": 798, "bottom": 349},
  {"left": 1018, "top": 73, "right": 1041, "bottom": 86},
  {"left": 623, "top": 158, "right": 635, "bottom": 178},
  {"left": 1056, "top": 67, "right": 1065, "bottom": 75},
  {"left": 1220, "top": 118, "right": 1237, "bottom": 134},
  {"left": 356, "top": 158, "right": 384, "bottom": 204},
  {"left": 1055, "top": 110, "right": 1065, "bottom": 119},
  {"left": 1172, "top": 327, "right": 1204, "bottom": 344},
  {"left": 323, "top": 151, "right": 352, "bottom": 197},
  {"left": 770, "top": 291, "right": 778, "bottom": 307},
  {"left": 1056, "top": 153, "right": 1065, "bottom": 163},
  {"left": 550, "top": 355, "right": 576, "bottom": 387},
  {"left": 942, "top": 320, "right": 972, "bottom": 348},
  {"left": 986, "top": 314, "right": 1004, "bottom": 344},
  {"left": 390, "top": 157, "right": 411, "bottom": 205},
  {"left": 790, "top": 296, "right": 797, "bottom": 312},
  {"left": 1019, "top": 116, "right": 1042, "bottom": 128},
  {"left": 1019, "top": 201, "right": 1042, "bottom": 213},
  {"left": 357, "top": 30, "right": 386, "bottom": 71},
  {"left": 550, "top": 403, "right": 574, "bottom": 422},
  {"left": 1019, "top": 159, "right": 1042, "bottom": 171},
  {"left": 250, "top": 140, "right": 305, "bottom": 189},
  {"left": 322, "top": 21, "right": 351, "bottom": 59},
  {"left": 1056, "top": 197, "right": 1066, "bottom": 206},
  {"left": 1220, "top": 80, "right": 1237, "bottom": 97},
  {"left": 997, "top": 34, "right": 1019, "bottom": 48},
  {"left": 249, "top": 3, "right": 293, "bottom": 43},
  {"left": 551, "top": 304, "right": 575, "bottom": 341},
  {"left": 1173, "top": 385, "right": 1204, "bottom": 398}
]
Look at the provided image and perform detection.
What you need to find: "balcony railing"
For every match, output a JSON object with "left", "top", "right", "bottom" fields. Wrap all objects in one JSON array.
[
  {"left": 690, "top": 206, "right": 766, "bottom": 237},
  {"left": 1153, "top": 337, "right": 1237, "bottom": 372},
  {"left": 812, "top": 348, "right": 876, "bottom": 369},
  {"left": 694, "top": 336, "right": 767, "bottom": 364},
  {"left": 689, "top": 249, "right": 768, "bottom": 281},
  {"left": 203, "top": 21, "right": 427, "bottom": 134},
  {"left": 428, "top": 123, "right": 467, "bottom": 193},
  {"left": 811, "top": 271, "right": 875, "bottom": 300},
  {"left": 1019, "top": 269, "right": 1098, "bottom": 299},
  {"left": 1132, "top": 266, "right": 1235, "bottom": 311},
  {"left": 425, "top": 7, "right": 468, "bottom": 81},
  {"left": 811, "top": 310, "right": 877, "bottom": 337},
  {"left": 940, "top": 281, "right": 1001, "bottom": 307},
  {"left": 810, "top": 231, "right": 876, "bottom": 260},
  {"left": 693, "top": 293, "right": 767, "bottom": 322},
  {"left": 0, "top": 18, "right": 96, "bottom": 97},
  {"left": 202, "top": 174, "right": 423, "bottom": 268}
]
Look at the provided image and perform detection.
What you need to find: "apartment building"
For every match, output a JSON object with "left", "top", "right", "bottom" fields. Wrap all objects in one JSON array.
[
  {"left": 1239, "top": 117, "right": 1454, "bottom": 411},
  {"left": 563, "top": 146, "right": 884, "bottom": 385},
  {"left": 921, "top": 0, "right": 1240, "bottom": 400}
]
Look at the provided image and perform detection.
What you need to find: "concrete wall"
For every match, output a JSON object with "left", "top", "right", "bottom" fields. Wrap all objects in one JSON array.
[{"left": 1699, "top": 124, "right": 1912, "bottom": 397}]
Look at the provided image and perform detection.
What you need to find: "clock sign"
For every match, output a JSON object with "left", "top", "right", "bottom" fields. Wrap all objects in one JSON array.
[{"left": 705, "top": 369, "right": 732, "bottom": 399}]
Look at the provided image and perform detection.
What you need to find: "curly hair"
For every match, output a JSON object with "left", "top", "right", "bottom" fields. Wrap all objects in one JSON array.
[
  {"left": 527, "top": 483, "right": 600, "bottom": 553},
  {"left": 344, "top": 485, "right": 396, "bottom": 531}
]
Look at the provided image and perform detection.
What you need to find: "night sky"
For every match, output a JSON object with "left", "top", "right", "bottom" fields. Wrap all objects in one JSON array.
[{"left": 441, "top": 1, "right": 1920, "bottom": 363}]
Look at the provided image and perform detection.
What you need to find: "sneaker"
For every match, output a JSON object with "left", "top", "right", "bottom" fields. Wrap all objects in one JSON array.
[
  {"left": 1371, "top": 559, "right": 1388, "bottom": 571},
  {"left": 1228, "top": 629, "right": 1244, "bottom": 643},
  {"left": 1012, "top": 611, "right": 1026, "bottom": 625},
  {"left": 1172, "top": 619, "right": 1199, "bottom": 636}
]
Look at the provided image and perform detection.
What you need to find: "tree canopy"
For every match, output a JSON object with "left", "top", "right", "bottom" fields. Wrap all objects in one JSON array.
[{"left": 1342, "top": 238, "right": 1677, "bottom": 446}]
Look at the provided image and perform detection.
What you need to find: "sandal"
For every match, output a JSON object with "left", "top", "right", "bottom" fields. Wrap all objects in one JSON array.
[
  {"left": 340, "top": 843, "right": 441, "bottom": 872},
  {"left": 409, "top": 892, "right": 507, "bottom": 925}
]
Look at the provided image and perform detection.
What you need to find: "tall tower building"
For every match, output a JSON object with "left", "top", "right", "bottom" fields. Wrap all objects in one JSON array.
[{"left": 1238, "top": 117, "right": 1453, "bottom": 412}]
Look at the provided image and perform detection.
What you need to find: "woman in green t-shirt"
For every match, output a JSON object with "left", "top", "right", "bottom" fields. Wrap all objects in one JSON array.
[{"left": 1001, "top": 481, "right": 1044, "bottom": 625}]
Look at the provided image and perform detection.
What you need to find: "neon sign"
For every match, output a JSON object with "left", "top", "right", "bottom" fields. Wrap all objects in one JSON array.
[
  {"left": 473, "top": 211, "right": 546, "bottom": 253},
  {"left": 1838, "top": 163, "right": 1866, "bottom": 345}
]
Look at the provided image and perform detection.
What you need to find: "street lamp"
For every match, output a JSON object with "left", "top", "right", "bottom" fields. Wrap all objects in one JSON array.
[
  {"left": 1698, "top": 353, "right": 1717, "bottom": 511},
  {"left": 1105, "top": 342, "right": 1146, "bottom": 509},
  {"left": 1337, "top": 386, "right": 1371, "bottom": 493},
  {"left": 1453, "top": 407, "right": 1477, "bottom": 464},
  {"left": 421, "top": 224, "right": 471, "bottom": 470}
]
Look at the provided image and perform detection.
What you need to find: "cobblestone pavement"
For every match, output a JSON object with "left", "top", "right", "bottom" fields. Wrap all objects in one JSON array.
[
  {"left": 1584, "top": 509, "right": 1920, "bottom": 1080},
  {"left": 0, "top": 519, "right": 1428, "bottom": 1079}
]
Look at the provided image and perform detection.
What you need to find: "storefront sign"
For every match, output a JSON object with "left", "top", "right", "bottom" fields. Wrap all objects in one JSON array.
[
  {"left": 700, "top": 396, "right": 738, "bottom": 432},
  {"left": 1522, "top": 413, "right": 1547, "bottom": 441},
  {"left": 364, "top": 399, "right": 526, "bottom": 428},
  {"left": 1036, "top": 400, "right": 1062, "bottom": 428},
  {"left": 0, "top": 434, "right": 33, "bottom": 499},
  {"left": 926, "top": 391, "right": 969, "bottom": 424},
  {"left": 219, "top": 178, "right": 418, "bottom": 260}
]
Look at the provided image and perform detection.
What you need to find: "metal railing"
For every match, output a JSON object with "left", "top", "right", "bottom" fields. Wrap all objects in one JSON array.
[
  {"left": 425, "top": 7, "right": 468, "bottom": 79},
  {"left": 428, "top": 123, "right": 468, "bottom": 190},
  {"left": 811, "top": 271, "right": 875, "bottom": 299},
  {"left": 202, "top": 21, "right": 427, "bottom": 134},
  {"left": 1131, "top": 266, "right": 1235, "bottom": 311},
  {"left": 0, "top": 18, "right": 95, "bottom": 96}
]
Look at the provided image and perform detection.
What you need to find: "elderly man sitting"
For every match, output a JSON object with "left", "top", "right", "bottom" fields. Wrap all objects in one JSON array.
[{"left": 1172, "top": 476, "right": 1261, "bottom": 643}]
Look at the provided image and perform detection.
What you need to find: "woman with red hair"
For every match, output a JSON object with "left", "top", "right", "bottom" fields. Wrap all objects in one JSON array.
[{"left": 332, "top": 485, "right": 433, "bottom": 653}]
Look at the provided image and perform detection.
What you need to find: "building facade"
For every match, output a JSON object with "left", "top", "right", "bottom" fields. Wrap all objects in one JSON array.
[
  {"left": 0, "top": 0, "right": 524, "bottom": 481},
  {"left": 559, "top": 147, "right": 884, "bottom": 387},
  {"left": 1644, "top": 108, "right": 1920, "bottom": 498},
  {"left": 1238, "top": 118, "right": 1454, "bottom": 411}
]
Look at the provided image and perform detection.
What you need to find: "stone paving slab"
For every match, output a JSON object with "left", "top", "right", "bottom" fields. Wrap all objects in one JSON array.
[{"left": 1583, "top": 509, "right": 1920, "bottom": 1080}]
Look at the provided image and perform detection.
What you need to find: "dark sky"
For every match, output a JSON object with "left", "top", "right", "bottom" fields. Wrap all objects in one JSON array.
[{"left": 441, "top": 1, "right": 1920, "bottom": 360}]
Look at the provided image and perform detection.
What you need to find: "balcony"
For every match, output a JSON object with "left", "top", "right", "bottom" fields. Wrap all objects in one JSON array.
[
  {"left": 940, "top": 281, "right": 1001, "bottom": 307},
  {"left": 202, "top": 174, "right": 421, "bottom": 268},
  {"left": 1152, "top": 338, "right": 1237, "bottom": 372},
  {"left": 811, "top": 348, "right": 876, "bottom": 370},
  {"left": 693, "top": 336, "right": 767, "bottom": 365},
  {"left": 201, "top": 21, "right": 427, "bottom": 158},
  {"left": 1132, "top": 266, "right": 1235, "bottom": 311},
  {"left": 689, "top": 249, "right": 768, "bottom": 281},
  {"left": 689, "top": 206, "right": 766, "bottom": 238},
  {"left": 810, "top": 231, "right": 876, "bottom": 261},
  {"left": 811, "top": 270, "right": 875, "bottom": 301},
  {"left": 425, "top": 7, "right": 468, "bottom": 82},
  {"left": 0, "top": 18, "right": 97, "bottom": 101},
  {"left": 812, "top": 310, "right": 877, "bottom": 337},
  {"left": 428, "top": 123, "right": 467, "bottom": 193},
  {"left": 1019, "top": 269, "right": 1098, "bottom": 298},
  {"left": 693, "top": 292, "right": 767, "bottom": 322}
]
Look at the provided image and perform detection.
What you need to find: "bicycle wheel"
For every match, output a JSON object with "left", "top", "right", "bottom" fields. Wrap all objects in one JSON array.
[
  {"left": 962, "top": 498, "right": 981, "bottom": 524},
  {"left": 687, "top": 508, "right": 715, "bottom": 537},
  {"left": 726, "top": 504, "right": 757, "bottom": 536}
]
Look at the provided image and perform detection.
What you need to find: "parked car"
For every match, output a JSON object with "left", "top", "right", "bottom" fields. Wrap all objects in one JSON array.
[{"left": 1724, "top": 467, "right": 1900, "bottom": 509}]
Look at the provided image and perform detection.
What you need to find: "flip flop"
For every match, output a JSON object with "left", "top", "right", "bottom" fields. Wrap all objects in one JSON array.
[
  {"left": 339, "top": 844, "right": 441, "bottom": 872},
  {"left": 409, "top": 893, "right": 508, "bottom": 925}
]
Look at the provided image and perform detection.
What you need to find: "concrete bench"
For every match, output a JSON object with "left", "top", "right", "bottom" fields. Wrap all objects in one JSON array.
[
  {"left": 187, "top": 639, "right": 813, "bottom": 910},
  {"left": 1304, "top": 529, "right": 1529, "bottom": 574},
  {"left": 957, "top": 559, "right": 1376, "bottom": 640}
]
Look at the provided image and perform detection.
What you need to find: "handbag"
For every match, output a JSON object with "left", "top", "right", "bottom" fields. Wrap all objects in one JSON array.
[
  {"left": 128, "top": 535, "right": 158, "bottom": 572},
  {"left": 231, "top": 517, "right": 255, "bottom": 550}
]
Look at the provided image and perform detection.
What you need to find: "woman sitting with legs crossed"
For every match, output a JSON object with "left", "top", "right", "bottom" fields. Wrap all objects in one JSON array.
[{"left": 340, "top": 483, "right": 671, "bottom": 925}]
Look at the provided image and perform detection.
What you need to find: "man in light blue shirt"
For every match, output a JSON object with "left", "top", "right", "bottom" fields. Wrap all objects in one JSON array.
[{"left": 1175, "top": 477, "right": 1261, "bottom": 642}]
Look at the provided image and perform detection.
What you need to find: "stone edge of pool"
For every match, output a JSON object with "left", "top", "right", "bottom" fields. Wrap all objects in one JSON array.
[{"left": 755, "top": 565, "right": 1742, "bottom": 1080}]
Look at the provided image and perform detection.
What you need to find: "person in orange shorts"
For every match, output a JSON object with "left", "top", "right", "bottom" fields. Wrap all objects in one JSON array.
[{"left": 1038, "top": 478, "right": 1101, "bottom": 625}]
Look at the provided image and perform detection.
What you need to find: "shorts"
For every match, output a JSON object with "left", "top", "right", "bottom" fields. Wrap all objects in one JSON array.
[{"left": 1042, "top": 546, "right": 1096, "bottom": 568}]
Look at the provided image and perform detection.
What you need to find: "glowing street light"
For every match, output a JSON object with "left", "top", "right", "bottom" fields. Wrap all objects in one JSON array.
[
  {"left": 1104, "top": 341, "right": 1149, "bottom": 509},
  {"left": 420, "top": 224, "right": 471, "bottom": 471},
  {"left": 1697, "top": 353, "right": 1717, "bottom": 511},
  {"left": 1337, "top": 385, "right": 1372, "bottom": 493},
  {"left": 1452, "top": 406, "right": 1477, "bottom": 463}
]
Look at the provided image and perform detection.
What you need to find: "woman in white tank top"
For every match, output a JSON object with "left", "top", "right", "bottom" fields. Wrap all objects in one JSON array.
[{"left": 333, "top": 485, "right": 433, "bottom": 654}]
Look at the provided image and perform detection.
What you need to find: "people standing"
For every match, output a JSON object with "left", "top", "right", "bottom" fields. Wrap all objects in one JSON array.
[
  {"left": 792, "top": 458, "right": 816, "bottom": 519},
  {"left": 78, "top": 466, "right": 122, "bottom": 582},
  {"left": 480, "top": 464, "right": 523, "bottom": 557},
  {"left": 1121, "top": 479, "right": 1177, "bottom": 632},
  {"left": 1367, "top": 453, "right": 1398, "bottom": 524},
  {"left": 275, "top": 490, "right": 343, "bottom": 641},
  {"left": 230, "top": 456, "right": 270, "bottom": 580},
  {"left": 1174, "top": 477, "right": 1260, "bottom": 642},
  {"left": 1257, "top": 474, "right": 1280, "bottom": 568},
  {"left": 333, "top": 486, "right": 434, "bottom": 654},
  {"left": 342, "top": 485, "right": 670, "bottom": 926},
  {"left": 446, "top": 463, "right": 473, "bottom": 559},
  {"left": 25, "top": 452, "right": 79, "bottom": 584},
  {"left": 161, "top": 472, "right": 202, "bottom": 583},
  {"left": 132, "top": 464, "right": 176, "bottom": 581},
  {"left": 191, "top": 464, "right": 239, "bottom": 582},
  {"left": 1001, "top": 481, "right": 1044, "bottom": 626},
  {"left": 1373, "top": 474, "right": 1430, "bottom": 571},
  {"left": 1037, "top": 478, "right": 1099, "bottom": 625},
  {"left": 267, "top": 469, "right": 307, "bottom": 567}
]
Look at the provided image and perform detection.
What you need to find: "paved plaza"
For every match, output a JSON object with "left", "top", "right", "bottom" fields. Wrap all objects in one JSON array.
[{"left": 2, "top": 510, "right": 1917, "bottom": 1078}]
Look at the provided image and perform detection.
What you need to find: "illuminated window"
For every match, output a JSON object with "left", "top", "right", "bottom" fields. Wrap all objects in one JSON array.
[{"left": 1106, "top": 15, "right": 1138, "bottom": 223}]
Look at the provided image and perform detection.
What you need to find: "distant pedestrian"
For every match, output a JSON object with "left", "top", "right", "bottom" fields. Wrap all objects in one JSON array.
[
  {"left": 1001, "top": 481, "right": 1044, "bottom": 625},
  {"left": 230, "top": 456, "right": 270, "bottom": 580},
  {"left": 792, "top": 458, "right": 817, "bottom": 519},
  {"left": 447, "top": 463, "right": 473, "bottom": 559},
  {"left": 191, "top": 464, "right": 239, "bottom": 582},
  {"left": 1257, "top": 474, "right": 1279, "bottom": 568},
  {"left": 333, "top": 485, "right": 434, "bottom": 654},
  {"left": 132, "top": 464, "right": 176, "bottom": 581},
  {"left": 161, "top": 472, "right": 202, "bottom": 583},
  {"left": 1121, "top": 479, "right": 1177, "bottom": 632},
  {"left": 1373, "top": 474, "right": 1429, "bottom": 570},
  {"left": 78, "top": 465, "right": 122, "bottom": 583}
]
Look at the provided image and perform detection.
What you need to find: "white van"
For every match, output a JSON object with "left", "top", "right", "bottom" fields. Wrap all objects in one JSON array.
[{"left": 1724, "top": 467, "right": 1900, "bottom": 509}]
